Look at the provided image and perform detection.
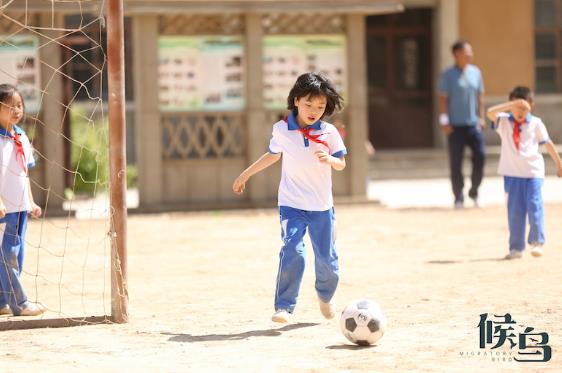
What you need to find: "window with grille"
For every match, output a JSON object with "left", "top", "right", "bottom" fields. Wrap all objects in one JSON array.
[{"left": 535, "top": 0, "right": 562, "bottom": 93}]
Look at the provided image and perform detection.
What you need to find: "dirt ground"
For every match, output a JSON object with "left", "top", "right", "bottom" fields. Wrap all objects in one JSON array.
[{"left": 1, "top": 202, "right": 562, "bottom": 372}]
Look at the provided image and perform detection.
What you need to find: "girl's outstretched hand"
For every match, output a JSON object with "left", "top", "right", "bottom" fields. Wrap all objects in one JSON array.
[{"left": 232, "top": 173, "right": 249, "bottom": 195}]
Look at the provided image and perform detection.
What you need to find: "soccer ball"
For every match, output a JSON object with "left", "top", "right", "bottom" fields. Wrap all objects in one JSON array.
[{"left": 340, "top": 299, "right": 387, "bottom": 346}]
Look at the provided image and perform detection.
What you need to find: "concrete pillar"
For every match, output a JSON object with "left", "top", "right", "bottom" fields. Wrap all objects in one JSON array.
[
  {"left": 133, "top": 15, "right": 162, "bottom": 206},
  {"left": 434, "top": 0, "right": 459, "bottom": 147},
  {"left": 37, "top": 13, "right": 65, "bottom": 211},
  {"left": 244, "top": 13, "right": 271, "bottom": 202},
  {"left": 346, "top": 14, "right": 369, "bottom": 197}
]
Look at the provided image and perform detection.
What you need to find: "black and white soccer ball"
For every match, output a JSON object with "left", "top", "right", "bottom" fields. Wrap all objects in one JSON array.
[{"left": 340, "top": 299, "right": 387, "bottom": 346}]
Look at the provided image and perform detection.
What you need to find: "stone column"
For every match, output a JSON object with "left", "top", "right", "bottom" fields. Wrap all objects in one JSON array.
[
  {"left": 434, "top": 0, "right": 459, "bottom": 148},
  {"left": 244, "top": 13, "right": 272, "bottom": 203},
  {"left": 133, "top": 15, "right": 163, "bottom": 207},
  {"left": 346, "top": 14, "right": 369, "bottom": 197},
  {"left": 37, "top": 13, "right": 65, "bottom": 211}
]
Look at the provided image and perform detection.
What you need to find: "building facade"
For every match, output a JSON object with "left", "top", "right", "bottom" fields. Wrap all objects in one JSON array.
[{"left": 0, "top": 0, "right": 560, "bottom": 211}]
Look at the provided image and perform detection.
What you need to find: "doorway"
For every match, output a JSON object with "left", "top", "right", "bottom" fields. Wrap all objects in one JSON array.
[{"left": 366, "top": 8, "right": 433, "bottom": 149}]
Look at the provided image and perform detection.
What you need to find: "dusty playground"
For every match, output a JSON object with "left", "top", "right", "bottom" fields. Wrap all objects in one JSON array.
[{"left": 1, "top": 201, "right": 562, "bottom": 372}]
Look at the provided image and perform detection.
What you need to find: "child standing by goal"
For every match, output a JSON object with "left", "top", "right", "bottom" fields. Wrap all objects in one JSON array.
[
  {"left": 487, "top": 86, "right": 562, "bottom": 259},
  {"left": 0, "top": 84, "right": 44, "bottom": 316},
  {"left": 233, "top": 72, "right": 346, "bottom": 323}
]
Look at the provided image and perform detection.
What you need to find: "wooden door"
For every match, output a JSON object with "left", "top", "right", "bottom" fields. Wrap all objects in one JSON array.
[{"left": 366, "top": 9, "right": 433, "bottom": 148}]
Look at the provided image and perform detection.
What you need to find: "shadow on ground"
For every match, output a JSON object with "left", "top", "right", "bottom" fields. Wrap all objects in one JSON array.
[
  {"left": 163, "top": 322, "right": 319, "bottom": 343},
  {"left": 427, "top": 257, "right": 505, "bottom": 265},
  {"left": 325, "top": 344, "right": 378, "bottom": 350}
]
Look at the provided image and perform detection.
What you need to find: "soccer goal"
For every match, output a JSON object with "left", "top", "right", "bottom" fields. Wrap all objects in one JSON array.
[{"left": 0, "top": 0, "right": 128, "bottom": 330}]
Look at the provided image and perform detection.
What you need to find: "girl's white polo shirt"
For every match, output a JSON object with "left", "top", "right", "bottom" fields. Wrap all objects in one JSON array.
[
  {"left": 493, "top": 112, "right": 549, "bottom": 178},
  {"left": 268, "top": 113, "right": 347, "bottom": 211},
  {"left": 0, "top": 125, "right": 36, "bottom": 213}
]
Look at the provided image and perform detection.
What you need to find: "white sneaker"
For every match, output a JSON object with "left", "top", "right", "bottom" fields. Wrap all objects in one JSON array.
[
  {"left": 0, "top": 305, "right": 11, "bottom": 315},
  {"left": 454, "top": 201, "right": 464, "bottom": 209},
  {"left": 18, "top": 302, "right": 46, "bottom": 316},
  {"left": 504, "top": 250, "right": 523, "bottom": 260},
  {"left": 530, "top": 246, "right": 543, "bottom": 257},
  {"left": 319, "top": 298, "right": 335, "bottom": 320},
  {"left": 271, "top": 310, "right": 290, "bottom": 323}
]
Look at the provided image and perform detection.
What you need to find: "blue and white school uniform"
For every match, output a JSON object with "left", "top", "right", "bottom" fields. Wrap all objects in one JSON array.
[
  {"left": 0, "top": 125, "right": 36, "bottom": 315},
  {"left": 492, "top": 112, "right": 550, "bottom": 252},
  {"left": 268, "top": 111, "right": 347, "bottom": 313}
]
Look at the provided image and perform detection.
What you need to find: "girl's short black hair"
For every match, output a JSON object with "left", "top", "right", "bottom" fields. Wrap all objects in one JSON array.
[
  {"left": 0, "top": 83, "right": 25, "bottom": 111},
  {"left": 509, "top": 86, "right": 533, "bottom": 102},
  {"left": 286, "top": 72, "right": 343, "bottom": 118}
]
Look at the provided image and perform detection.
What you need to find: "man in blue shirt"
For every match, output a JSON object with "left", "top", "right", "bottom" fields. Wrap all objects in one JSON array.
[{"left": 439, "top": 40, "right": 486, "bottom": 209}]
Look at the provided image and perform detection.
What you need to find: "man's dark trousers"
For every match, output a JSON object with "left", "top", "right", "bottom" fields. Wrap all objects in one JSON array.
[{"left": 447, "top": 125, "right": 485, "bottom": 204}]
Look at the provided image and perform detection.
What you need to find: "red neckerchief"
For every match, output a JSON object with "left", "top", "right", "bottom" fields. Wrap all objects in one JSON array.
[
  {"left": 284, "top": 115, "right": 330, "bottom": 153},
  {"left": 512, "top": 119, "right": 523, "bottom": 151},
  {"left": 10, "top": 132, "right": 28, "bottom": 175}
]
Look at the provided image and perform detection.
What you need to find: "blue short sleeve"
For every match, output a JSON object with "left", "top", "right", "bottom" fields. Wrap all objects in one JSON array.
[{"left": 477, "top": 69, "right": 484, "bottom": 93}]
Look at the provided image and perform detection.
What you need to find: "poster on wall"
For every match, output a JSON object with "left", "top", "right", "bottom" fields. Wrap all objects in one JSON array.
[
  {"left": 158, "top": 36, "right": 244, "bottom": 111},
  {"left": 0, "top": 35, "right": 41, "bottom": 113},
  {"left": 263, "top": 35, "right": 347, "bottom": 110}
]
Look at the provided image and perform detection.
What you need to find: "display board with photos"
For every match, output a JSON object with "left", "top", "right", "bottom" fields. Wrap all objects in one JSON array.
[
  {"left": 0, "top": 35, "right": 41, "bottom": 113},
  {"left": 158, "top": 36, "right": 244, "bottom": 111},
  {"left": 263, "top": 35, "right": 347, "bottom": 110}
]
